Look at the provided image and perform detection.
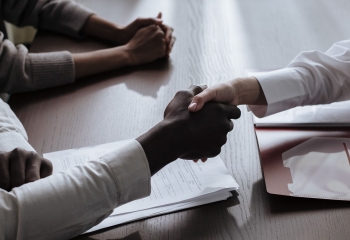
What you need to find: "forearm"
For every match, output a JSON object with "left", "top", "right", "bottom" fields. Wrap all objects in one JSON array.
[
  {"left": 72, "top": 46, "right": 131, "bottom": 79},
  {"left": 0, "top": 140, "right": 150, "bottom": 239},
  {"left": 249, "top": 39, "right": 350, "bottom": 117},
  {"left": 0, "top": 33, "right": 74, "bottom": 94},
  {"left": 3, "top": 0, "right": 94, "bottom": 39},
  {"left": 81, "top": 15, "right": 125, "bottom": 44},
  {"left": 0, "top": 162, "right": 118, "bottom": 239},
  {"left": 136, "top": 121, "right": 180, "bottom": 175},
  {"left": 231, "top": 77, "right": 267, "bottom": 105}
]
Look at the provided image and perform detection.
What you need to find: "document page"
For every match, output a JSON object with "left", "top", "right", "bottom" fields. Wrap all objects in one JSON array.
[
  {"left": 45, "top": 140, "right": 239, "bottom": 214},
  {"left": 112, "top": 157, "right": 237, "bottom": 215}
]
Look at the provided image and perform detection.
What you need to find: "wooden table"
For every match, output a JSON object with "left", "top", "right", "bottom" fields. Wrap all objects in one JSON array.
[{"left": 9, "top": 0, "right": 350, "bottom": 239}]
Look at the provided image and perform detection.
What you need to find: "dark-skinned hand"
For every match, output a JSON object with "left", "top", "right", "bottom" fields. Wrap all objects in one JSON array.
[
  {"left": 163, "top": 85, "right": 241, "bottom": 160},
  {"left": 0, "top": 148, "right": 53, "bottom": 191},
  {"left": 137, "top": 85, "right": 241, "bottom": 175}
]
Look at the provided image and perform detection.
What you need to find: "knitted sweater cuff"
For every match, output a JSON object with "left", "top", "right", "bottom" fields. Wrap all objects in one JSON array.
[{"left": 27, "top": 51, "right": 75, "bottom": 90}]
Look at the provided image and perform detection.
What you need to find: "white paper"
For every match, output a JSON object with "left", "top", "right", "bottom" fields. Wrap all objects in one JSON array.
[
  {"left": 112, "top": 157, "right": 238, "bottom": 215},
  {"left": 283, "top": 137, "right": 350, "bottom": 200},
  {"left": 87, "top": 190, "right": 232, "bottom": 233},
  {"left": 44, "top": 140, "right": 239, "bottom": 233}
]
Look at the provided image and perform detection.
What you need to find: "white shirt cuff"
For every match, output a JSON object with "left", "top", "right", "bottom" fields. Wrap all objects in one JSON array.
[
  {"left": 101, "top": 139, "right": 151, "bottom": 206},
  {"left": 248, "top": 68, "right": 306, "bottom": 117},
  {"left": 0, "top": 131, "right": 35, "bottom": 152}
]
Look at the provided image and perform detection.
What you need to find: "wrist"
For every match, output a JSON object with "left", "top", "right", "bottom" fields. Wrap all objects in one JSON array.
[
  {"left": 112, "top": 25, "right": 128, "bottom": 45},
  {"left": 113, "top": 46, "right": 133, "bottom": 68},
  {"left": 82, "top": 15, "right": 124, "bottom": 45},
  {"left": 121, "top": 44, "right": 137, "bottom": 66},
  {"left": 231, "top": 77, "right": 266, "bottom": 105},
  {"left": 136, "top": 120, "right": 181, "bottom": 175}
]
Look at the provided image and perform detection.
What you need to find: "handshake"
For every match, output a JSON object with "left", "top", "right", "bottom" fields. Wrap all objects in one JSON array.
[{"left": 0, "top": 85, "right": 241, "bottom": 191}]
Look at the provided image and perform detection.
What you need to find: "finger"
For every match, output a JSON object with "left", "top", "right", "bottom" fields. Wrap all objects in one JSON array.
[
  {"left": 220, "top": 105, "right": 241, "bottom": 119},
  {"left": 165, "top": 26, "right": 173, "bottom": 42},
  {"left": 25, "top": 152, "right": 41, "bottom": 183},
  {"left": 229, "top": 120, "right": 234, "bottom": 131},
  {"left": 9, "top": 148, "right": 26, "bottom": 189},
  {"left": 188, "top": 88, "right": 216, "bottom": 112},
  {"left": 40, "top": 158, "right": 53, "bottom": 178},
  {"left": 201, "top": 158, "right": 207, "bottom": 162},
  {"left": 167, "top": 36, "right": 176, "bottom": 56},
  {"left": 194, "top": 159, "right": 199, "bottom": 163},
  {"left": 135, "top": 18, "right": 163, "bottom": 28},
  {"left": 170, "top": 36, "right": 176, "bottom": 47},
  {"left": 0, "top": 152, "right": 10, "bottom": 191},
  {"left": 157, "top": 12, "right": 162, "bottom": 19},
  {"left": 188, "top": 85, "right": 208, "bottom": 96},
  {"left": 156, "top": 27, "right": 166, "bottom": 40}
]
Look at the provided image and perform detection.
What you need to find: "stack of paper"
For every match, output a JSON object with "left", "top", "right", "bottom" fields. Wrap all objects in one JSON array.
[{"left": 44, "top": 140, "right": 239, "bottom": 233}]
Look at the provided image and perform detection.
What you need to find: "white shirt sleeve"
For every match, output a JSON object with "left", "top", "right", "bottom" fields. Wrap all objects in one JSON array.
[
  {"left": 249, "top": 39, "right": 350, "bottom": 117},
  {"left": 0, "top": 99, "right": 34, "bottom": 152},
  {"left": 0, "top": 100, "right": 151, "bottom": 240}
]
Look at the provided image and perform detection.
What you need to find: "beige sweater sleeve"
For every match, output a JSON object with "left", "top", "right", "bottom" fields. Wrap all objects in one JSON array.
[
  {"left": 0, "top": 0, "right": 95, "bottom": 93},
  {"left": 0, "top": 32, "right": 75, "bottom": 93},
  {"left": 2, "top": 0, "right": 94, "bottom": 38}
]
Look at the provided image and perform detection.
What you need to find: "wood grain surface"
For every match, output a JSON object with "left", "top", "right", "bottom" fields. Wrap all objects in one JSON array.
[{"left": 8, "top": 0, "right": 350, "bottom": 239}]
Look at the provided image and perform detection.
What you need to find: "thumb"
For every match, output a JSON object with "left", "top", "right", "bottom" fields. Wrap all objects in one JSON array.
[
  {"left": 188, "top": 88, "right": 216, "bottom": 112},
  {"left": 157, "top": 12, "right": 162, "bottom": 19}
]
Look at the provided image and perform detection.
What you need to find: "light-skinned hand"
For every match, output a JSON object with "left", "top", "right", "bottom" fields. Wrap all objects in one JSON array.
[
  {"left": 119, "top": 13, "right": 175, "bottom": 57},
  {"left": 125, "top": 24, "right": 166, "bottom": 65},
  {"left": 118, "top": 14, "right": 163, "bottom": 44},
  {"left": 187, "top": 77, "right": 267, "bottom": 112}
]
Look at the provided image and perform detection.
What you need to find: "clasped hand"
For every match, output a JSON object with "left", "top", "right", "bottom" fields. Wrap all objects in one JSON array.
[
  {"left": 137, "top": 85, "right": 241, "bottom": 175},
  {"left": 123, "top": 13, "right": 175, "bottom": 65},
  {"left": 164, "top": 86, "right": 241, "bottom": 160},
  {"left": 0, "top": 148, "right": 52, "bottom": 191}
]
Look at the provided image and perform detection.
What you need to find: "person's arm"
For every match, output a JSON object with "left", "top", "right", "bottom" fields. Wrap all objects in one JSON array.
[
  {"left": 0, "top": 24, "right": 166, "bottom": 93},
  {"left": 0, "top": 86, "right": 240, "bottom": 239},
  {"left": 0, "top": 139, "right": 152, "bottom": 240},
  {"left": 0, "top": 0, "right": 91, "bottom": 93},
  {"left": 81, "top": 13, "right": 175, "bottom": 57},
  {"left": 188, "top": 39, "right": 350, "bottom": 117},
  {"left": 2, "top": 0, "right": 94, "bottom": 39},
  {"left": 3, "top": 0, "right": 175, "bottom": 50},
  {"left": 0, "top": 98, "right": 154, "bottom": 239},
  {"left": 73, "top": 24, "right": 167, "bottom": 78},
  {"left": 0, "top": 32, "right": 74, "bottom": 94}
]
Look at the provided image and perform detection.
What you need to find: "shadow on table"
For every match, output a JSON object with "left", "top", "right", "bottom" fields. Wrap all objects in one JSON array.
[
  {"left": 252, "top": 179, "right": 350, "bottom": 214},
  {"left": 9, "top": 57, "right": 173, "bottom": 110},
  {"left": 123, "top": 58, "right": 174, "bottom": 98}
]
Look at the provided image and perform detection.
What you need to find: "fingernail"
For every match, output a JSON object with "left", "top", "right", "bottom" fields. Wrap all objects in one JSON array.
[{"left": 189, "top": 102, "right": 197, "bottom": 110}]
